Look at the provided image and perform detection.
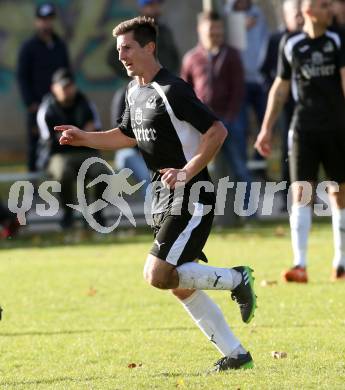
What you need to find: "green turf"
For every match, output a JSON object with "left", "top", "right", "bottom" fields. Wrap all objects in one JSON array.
[{"left": 0, "top": 223, "right": 344, "bottom": 389}]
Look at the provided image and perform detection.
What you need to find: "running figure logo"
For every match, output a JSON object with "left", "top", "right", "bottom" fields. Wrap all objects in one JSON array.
[{"left": 68, "top": 157, "right": 145, "bottom": 233}]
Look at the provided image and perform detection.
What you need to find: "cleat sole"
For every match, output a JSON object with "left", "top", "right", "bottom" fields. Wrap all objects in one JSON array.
[
  {"left": 244, "top": 267, "right": 257, "bottom": 324},
  {"left": 241, "top": 360, "right": 254, "bottom": 369}
]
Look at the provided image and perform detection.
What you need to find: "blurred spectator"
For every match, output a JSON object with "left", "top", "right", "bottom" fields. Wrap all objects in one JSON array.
[
  {"left": 0, "top": 201, "right": 19, "bottom": 239},
  {"left": 106, "top": 0, "right": 180, "bottom": 76},
  {"left": 261, "top": 0, "right": 303, "bottom": 210},
  {"left": 228, "top": 0, "right": 270, "bottom": 180},
  {"left": 331, "top": 0, "right": 345, "bottom": 34},
  {"left": 261, "top": 0, "right": 304, "bottom": 88},
  {"left": 17, "top": 3, "right": 70, "bottom": 173},
  {"left": 37, "top": 68, "right": 107, "bottom": 229},
  {"left": 181, "top": 10, "right": 252, "bottom": 207}
]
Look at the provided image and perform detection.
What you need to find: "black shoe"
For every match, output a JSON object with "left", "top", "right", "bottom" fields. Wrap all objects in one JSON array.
[
  {"left": 211, "top": 352, "right": 254, "bottom": 372},
  {"left": 231, "top": 266, "right": 257, "bottom": 324}
]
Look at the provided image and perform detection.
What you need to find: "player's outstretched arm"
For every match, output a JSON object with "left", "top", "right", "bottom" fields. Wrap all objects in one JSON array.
[
  {"left": 255, "top": 77, "right": 290, "bottom": 157},
  {"left": 54, "top": 125, "right": 137, "bottom": 150}
]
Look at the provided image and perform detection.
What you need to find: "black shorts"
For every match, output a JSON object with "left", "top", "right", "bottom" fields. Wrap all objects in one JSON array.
[
  {"left": 149, "top": 202, "right": 214, "bottom": 266},
  {"left": 288, "top": 129, "right": 345, "bottom": 184}
]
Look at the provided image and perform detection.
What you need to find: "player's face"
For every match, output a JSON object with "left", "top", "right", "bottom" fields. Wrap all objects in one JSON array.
[
  {"left": 310, "top": 0, "right": 333, "bottom": 27},
  {"left": 198, "top": 20, "right": 224, "bottom": 50},
  {"left": 117, "top": 32, "right": 151, "bottom": 77}
]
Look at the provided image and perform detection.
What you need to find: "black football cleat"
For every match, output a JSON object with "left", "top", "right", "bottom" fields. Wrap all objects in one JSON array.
[
  {"left": 211, "top": 352, "right": 254, "bottom": 372},
  {"left": 231, "top": 266, "right": 257, "bottom": 323}
]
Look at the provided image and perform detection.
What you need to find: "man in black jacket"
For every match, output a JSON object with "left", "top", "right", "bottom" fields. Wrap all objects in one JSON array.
[
  {"left": 37, "top": 68, "right": 107, "bottom": 229},
  {"left": 17, "top": 3, "right": 70, "bottom": 173}
]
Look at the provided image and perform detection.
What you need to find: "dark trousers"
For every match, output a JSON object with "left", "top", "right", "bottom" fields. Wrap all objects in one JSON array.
[{"left": 27, "top": 111, "right": 39, "bottom": 172}]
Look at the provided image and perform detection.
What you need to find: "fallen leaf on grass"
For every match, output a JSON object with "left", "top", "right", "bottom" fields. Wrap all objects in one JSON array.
[
  {"left": 271, "top": 351, "right": 287, "bottom": 359},
  {"left": 128, "top": 363, "right": 143, "bottom": 368},
  {"left": 275, "top": 226, "right": 286, "bottom": 237},
  {"left": 261, "top": 280, "right": 278, "bottom": 287},
  {"left": 86, "top": 287, "right": 97, "bottom": 296}
]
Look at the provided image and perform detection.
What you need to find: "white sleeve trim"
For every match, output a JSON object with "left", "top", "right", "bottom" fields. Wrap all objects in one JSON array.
[
  {"left": 151, "top": 81, "right": 201, "bottom": 162},
  {"left": 36, "top": 101, "right": 51, "bottom": 140},
  {"left": 284, "top": 33, "right": 306, "bottom": 64},
  {"left": 325, "top": 31, "right": 341, "bottom": 49}
]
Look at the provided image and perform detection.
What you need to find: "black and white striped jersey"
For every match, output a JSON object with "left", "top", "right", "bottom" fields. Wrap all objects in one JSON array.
[
  {"left": 119, "top": 68, "right": 218, "bottom": 213},
  {"left": 278, "top": 30, "right": 345, "bottom": 132}
]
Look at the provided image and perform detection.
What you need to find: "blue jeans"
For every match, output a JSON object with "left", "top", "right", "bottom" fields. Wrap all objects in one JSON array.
[
  {"left": 222, "top": 121, "right": 253, "bottom": 210},
  {"left": 235, "top": 82, "right": 267, "bottom": 163},
  {"left": 222, "top": 121, "right": 252, "bottom": 184},
  {"left": 115, "top": 148, "right": 150, "bottom": 198}
]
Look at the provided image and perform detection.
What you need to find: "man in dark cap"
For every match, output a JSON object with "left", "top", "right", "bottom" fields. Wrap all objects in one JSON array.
[
  {"left": 37, "top": 68, "right": 107, "bottom": 229},
  {"left": 17, "top": 2, "right": 70, "bottom": 173}
]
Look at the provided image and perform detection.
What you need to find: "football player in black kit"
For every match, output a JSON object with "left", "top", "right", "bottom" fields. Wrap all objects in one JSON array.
[
  {"left": 255, "top": 0, "right": 345, "bottom": 282},
  {"left": 55, "top": 17, "right": 257, "bottom": 371}
]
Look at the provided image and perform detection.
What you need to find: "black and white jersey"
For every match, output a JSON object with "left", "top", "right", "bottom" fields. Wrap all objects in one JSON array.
[
  {"left": 119, "top": 68, "right": 218, "bottom": 213},
  {"left": 278, "top": 30, "right": 345, "bottom": 132}
]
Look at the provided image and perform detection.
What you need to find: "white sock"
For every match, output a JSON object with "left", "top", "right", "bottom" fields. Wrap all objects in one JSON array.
[
  {"left": 181, "top": 290, "right": 244, "bottom": 357},
  {"left": 176, "top": 262, "right": 241, "bottom": 290},
  {"left": 289, "top": 204, "right": 312, "bottom": 268},
  {"left": 332, "top": 208, "right": 345, "bottom": 268}
]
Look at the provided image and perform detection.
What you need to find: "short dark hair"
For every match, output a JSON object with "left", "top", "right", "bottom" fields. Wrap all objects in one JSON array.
[
  {"left": 197, "top": 10, "right": 222, "bottom": 24},
  {"left": 113, "top": 16, "right": 158, "bottom": 52}
]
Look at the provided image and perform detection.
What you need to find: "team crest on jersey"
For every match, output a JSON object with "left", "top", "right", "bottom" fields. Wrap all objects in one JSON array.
[
  {"left": 299, "top": 44, "right": 309, "bottom": 53},
  {"left": 146, "top": 95, "right": 157, "bottom": 109},
  {"left": 311, "top": 51, "right": 324, "bottom": 65},
  {"left": 323, "top": 41, "right": 334, "bottom": 53},
  {"left": 135, "top": 108, "right": 143, "bottom": 125}
]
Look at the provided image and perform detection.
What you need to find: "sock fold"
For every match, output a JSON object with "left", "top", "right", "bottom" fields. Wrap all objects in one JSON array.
[{"left": 181, "top": 290, "right": 241, "bottom": 357}]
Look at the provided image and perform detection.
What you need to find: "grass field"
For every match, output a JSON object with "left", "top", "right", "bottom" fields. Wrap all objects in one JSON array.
[{"left": 0, "top": 222, "right": 344, "bottom": 389}]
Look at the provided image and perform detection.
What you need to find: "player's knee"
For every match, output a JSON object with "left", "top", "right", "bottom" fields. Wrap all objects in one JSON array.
[
  {"left": 143, "top": 267, "right": 173, "bottom": 289},
  {"left": 171, "top": 288, "right": 196, "bottom": 300}
]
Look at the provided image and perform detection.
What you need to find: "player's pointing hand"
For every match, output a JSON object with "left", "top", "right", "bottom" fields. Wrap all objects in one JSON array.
[{"left": 54, "top": 125, "right": 87, "bottom": 147}]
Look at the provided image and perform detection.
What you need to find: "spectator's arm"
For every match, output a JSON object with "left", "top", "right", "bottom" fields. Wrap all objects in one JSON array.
[
  {"left": 61, "top": 40, "right": 71, "bottom": 70},
  {"left": 180, "top": 55, "right": 194, "bottom": 87},
  {"left": 16, "top": 44, "right": 36, "bottom": 108}
]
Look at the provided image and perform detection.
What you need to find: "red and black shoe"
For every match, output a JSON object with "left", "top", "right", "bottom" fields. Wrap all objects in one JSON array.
[{"left": 282, "top": 266, "right": 308, "bottom": 283}]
